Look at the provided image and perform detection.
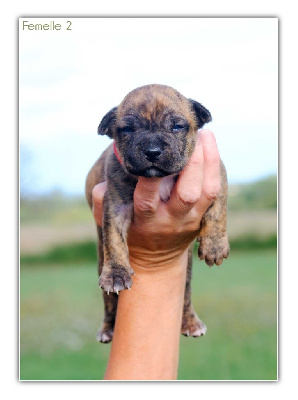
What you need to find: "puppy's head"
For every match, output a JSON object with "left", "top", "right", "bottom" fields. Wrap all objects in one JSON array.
[{"left": 98, "top": 84, "right": 212, "bottom": 177}]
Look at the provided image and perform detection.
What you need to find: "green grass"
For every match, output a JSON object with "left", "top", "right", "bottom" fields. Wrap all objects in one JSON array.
[
  {"left": 20, "top": 249, "right": 277, "bottom": 381},
  {"left": 20, "top": 263, "right": 110, "bottom": 380},
  {"left": 178, "top": 249, "right": 277, "bottom": 380}
]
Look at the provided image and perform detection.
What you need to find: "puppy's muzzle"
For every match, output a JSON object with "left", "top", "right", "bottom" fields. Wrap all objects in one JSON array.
[
  {"left": 125, "top": 134, "right": 178, "bottom": 177},
  {"left": 144, "top": 146, "right": 163, "bottom": 163}
]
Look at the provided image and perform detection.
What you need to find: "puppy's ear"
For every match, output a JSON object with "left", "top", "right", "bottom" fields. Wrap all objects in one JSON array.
[
  {"left": 97, "top": 107, "right": 118, "bottom": 138},
  {"left": 189, "top": 99, "right": 212, "bottom": 129}
]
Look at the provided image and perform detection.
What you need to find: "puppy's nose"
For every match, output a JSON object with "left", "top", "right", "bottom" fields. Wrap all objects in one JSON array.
[{"left": 144, "top": 147, "right": 162, "bottom": 162}]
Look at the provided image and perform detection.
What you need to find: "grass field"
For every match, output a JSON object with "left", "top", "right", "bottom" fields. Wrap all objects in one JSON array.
[{"left": 20, "top": 248, "right": 277, "bottom": 381}]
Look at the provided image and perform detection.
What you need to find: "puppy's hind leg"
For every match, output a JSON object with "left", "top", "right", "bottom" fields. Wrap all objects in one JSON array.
[
  {"left": 97, "top": 291, "right": 118, "bottom": 343},
  {"left": 96, "top": 225, "right": 118, "bottom": 343},
  {"left": 181, "top": 245, "right": 207, "bottom": 337}
]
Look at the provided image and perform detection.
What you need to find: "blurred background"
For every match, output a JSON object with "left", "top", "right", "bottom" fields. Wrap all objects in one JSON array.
[{"left": 19, "top": 17, "right": 277, "bottom": 380}]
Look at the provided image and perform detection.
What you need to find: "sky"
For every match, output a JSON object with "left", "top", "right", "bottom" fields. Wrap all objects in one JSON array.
[{"left": 19, "top": 17, "right": 278, "bottom": 196}]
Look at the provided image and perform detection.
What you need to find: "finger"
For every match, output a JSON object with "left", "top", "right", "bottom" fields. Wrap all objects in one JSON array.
[
  {"left": 92, "top": 182, "right": 107, "bottom": 226},
  {"left": 167, "top": 131, "right": 204, "bottom": 216},
  {"left": 133, "top": 177, "right": 162, "bottom": 218},
  {"left": 197, "top": 129, "right": 221, "bottom": 213}
]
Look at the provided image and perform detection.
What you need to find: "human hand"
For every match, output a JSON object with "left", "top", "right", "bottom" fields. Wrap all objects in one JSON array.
[{"left": 92, "top": 129, "right": 221, "bottom": 272}]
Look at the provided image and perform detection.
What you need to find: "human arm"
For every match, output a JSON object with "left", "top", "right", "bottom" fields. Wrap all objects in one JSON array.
[{"left": 91, "top": 129, "right": 221, "bottom": 380}]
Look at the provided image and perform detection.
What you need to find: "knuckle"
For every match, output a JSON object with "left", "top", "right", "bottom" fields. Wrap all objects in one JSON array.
[
  {"left": 205, "top": 192, "right": 218, "bottom": 202},
  {"left": 177, "top": 192, "right": 198, "bottom": 209},
  {"left": 135, "top": 198, "right": 158, "bottom": 216},
  {"left": 203, "top": 182, "right": 221, "bottom": 202}
]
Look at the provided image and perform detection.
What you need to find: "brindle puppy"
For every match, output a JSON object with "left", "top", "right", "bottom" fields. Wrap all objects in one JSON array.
[{"left": 85, "top": 84, "right": 229, "bottom": 343}]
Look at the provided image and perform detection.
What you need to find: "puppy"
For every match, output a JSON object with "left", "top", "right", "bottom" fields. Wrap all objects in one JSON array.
[{"left": 86, "top": 84, "right": 229, "bottom": 343}]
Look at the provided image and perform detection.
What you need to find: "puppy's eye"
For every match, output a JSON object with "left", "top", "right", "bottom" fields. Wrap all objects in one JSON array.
[
  {"left": 173, "top": 124, "right": 186, "bottom": 133},
  {"left": 119, "top": 126, "right": 134, "bottom": 134}
]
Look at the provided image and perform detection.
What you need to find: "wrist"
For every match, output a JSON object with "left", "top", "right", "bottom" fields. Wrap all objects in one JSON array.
[
  {"left": 128, "top": 249, "right": 188, "bottom": 304},
  {"left": 129, "top": 246, "right": 189, "bottom": 276}
]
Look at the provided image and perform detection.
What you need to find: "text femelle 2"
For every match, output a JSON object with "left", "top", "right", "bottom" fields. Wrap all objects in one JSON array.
[{"left": 22, "top": 20, "right": 72, "bottom": 31}]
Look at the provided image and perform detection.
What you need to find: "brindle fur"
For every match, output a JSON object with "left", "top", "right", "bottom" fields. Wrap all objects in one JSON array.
[{"left": 85, "top": 84, "right": 229, "bottom": 343}]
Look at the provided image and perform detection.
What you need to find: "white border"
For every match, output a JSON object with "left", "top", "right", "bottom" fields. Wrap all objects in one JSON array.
[{"left": 3, "top": 0, "right": 296, "bottom": 398}]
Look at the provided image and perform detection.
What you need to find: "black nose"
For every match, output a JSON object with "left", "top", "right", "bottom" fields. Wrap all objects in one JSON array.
[{"left": 144, "top": 147, "right": 162, "bottom": 162}]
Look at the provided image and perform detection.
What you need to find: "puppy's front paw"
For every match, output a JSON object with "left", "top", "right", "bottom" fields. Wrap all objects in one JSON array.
[
  {"left": 181, "top": 313, "right": 207, "bottom": 337},
  {"left": 99, "top": 265, "right": 134, "bottom": 294},
  {"left": 97, "top": 323, "right": 114, "bottom": 343},
  {"left": 198, "top": 234, "right": 230, "bottom": 267}
]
